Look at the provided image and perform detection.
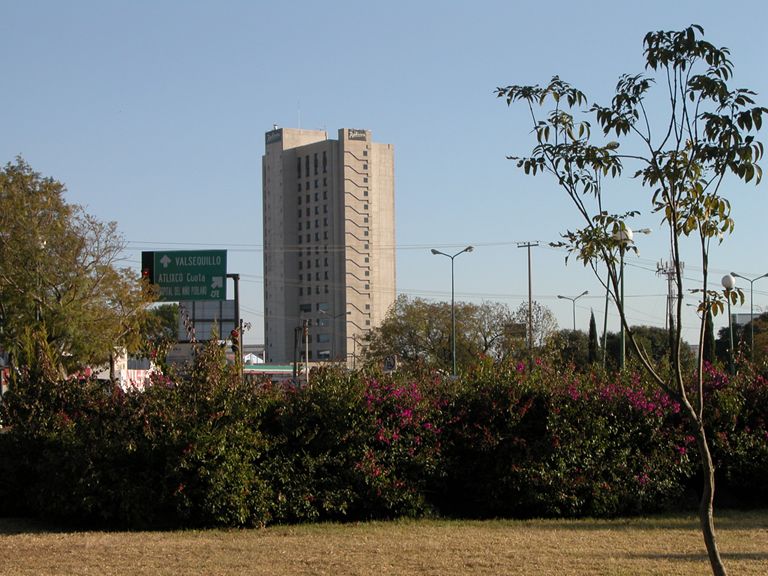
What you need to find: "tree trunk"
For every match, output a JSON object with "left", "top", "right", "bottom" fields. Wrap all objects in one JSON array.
[
  {"left": 696, "top": 423, "right": 728, "bottom": 576},
  {"left": 109, "top": 351, "right": 116, "bottom": 383}
]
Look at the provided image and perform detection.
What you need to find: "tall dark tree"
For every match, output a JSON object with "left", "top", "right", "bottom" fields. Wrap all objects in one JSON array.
[
  {"left": 497, "top": 25, "right": 765, "bottom": 575},
  {"left": 588, "top": 310, "right": 599, "bottom": 364}
]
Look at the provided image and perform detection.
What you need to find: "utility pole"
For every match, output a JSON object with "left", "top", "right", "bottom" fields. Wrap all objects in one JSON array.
[
  {"left": 656, "top": 259, "right": 683, "bottom": 331},
  {"left": 517, "top": 242, "right": 538, "bottom": 353},
  {"left": 227, "top": 273, "right": 242, "bottom": 381}
]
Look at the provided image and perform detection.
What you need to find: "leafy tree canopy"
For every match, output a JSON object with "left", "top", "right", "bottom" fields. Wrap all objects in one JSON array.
[
  {"left": 362, "top": 295, "right": 557, "bottom": 372},
  {"left": 0, "top": 158, "right": 154, "bottom": 375}
]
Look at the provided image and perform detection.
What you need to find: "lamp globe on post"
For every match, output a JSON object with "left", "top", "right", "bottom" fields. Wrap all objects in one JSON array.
[
  {"left": 612, "top": 226, "right": 634, "bottom": 370},
  {"left": 430, "top": 245, "right": 474, "bottom": 377},
  {"left": 722, "top": 274, "right": 736, "bottom": 373}
]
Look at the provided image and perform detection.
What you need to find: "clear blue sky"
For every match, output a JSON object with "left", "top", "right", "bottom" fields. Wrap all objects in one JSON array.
[{"left": 2, "top": 0, "right": 767, "bottom": 345}]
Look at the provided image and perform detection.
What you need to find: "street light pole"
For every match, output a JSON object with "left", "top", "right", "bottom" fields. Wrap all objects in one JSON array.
[
  {"left": 319, "top": 309, "right": 351, "bottom": 362},
  {"left": 557, "top": 290, "right": 589, "bottom": 331},
  {"left": 722, "top": 274, "right": 736, "bottom": 374},
  {"left": 611, "top": 226, "right": 651, "bottom": 370},
  {"left": 431, "top": 246, "right": 474, "bottom": 377},
  {"left": 730, "top": 271, "right": 768, "bottom": 358},
  {"left": 613, "top": 227, "right": 633, "bottom": 370}
]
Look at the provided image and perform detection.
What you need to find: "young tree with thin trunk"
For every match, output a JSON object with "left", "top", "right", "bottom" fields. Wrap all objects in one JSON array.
[{"left": 497, "top": 25, "right": 765, "bottom": 576}]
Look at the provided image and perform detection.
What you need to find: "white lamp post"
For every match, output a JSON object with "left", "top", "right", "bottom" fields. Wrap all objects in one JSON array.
[
  {"left": 613, "top": 227, "right": 634, "bottom": 370},
  {"left": 730, "top": 272, "right": 768, "bottom": 358},
  {"left": 430, "top": 246, "right": 474, "bottom": 377},
  {"left": 557, "top": 290, "right": 589, "bottom": 331},
  {"left": 611, "top": 226, "right": 651, "bottom": 369},
  {"left": 722, "top": 274, "right": 736, "bottom": 373}
]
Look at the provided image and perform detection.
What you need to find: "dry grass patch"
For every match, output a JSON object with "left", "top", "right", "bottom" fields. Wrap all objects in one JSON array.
[{"left": 0, "top": 510, "right": 766, "bottom": 575}]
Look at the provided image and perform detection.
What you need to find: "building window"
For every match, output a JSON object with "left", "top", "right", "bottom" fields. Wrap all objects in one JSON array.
[
  {"left": 324, "top": 285, "right": 329, "bottom": 293},
  {"left": 314, "top": 192, "right": 318, "bottom": 201},
  {"left": 314, "top": 153, "right": 318, "bottom": 175},
  {"left": 315, "top": 286, "right": 320, "bottom": 294},
  {"left": 298, "top": 222, "right": 302, "bottom": 230},
  {"left": 306, "top": 194, "right": 310, "bottom": 203},
  {"left": 299, "top": 287, "right": 303, "bottom": 296},
  {"left": 298, "top": 261, "right": 303, "bottom": 270},
  {"left": 307, "top": 260, "right": 311, "bottom": 269},
  {"left": 323, "top": 231, "right": 328, "bottom": 240},
  {"left": 363, "top": 150, "right": 368, "bottom": 156},
  {"left": 315, "top": 272, "right": 319, "bottom": 281},
  {"left": 314, "top": 179, "right": 319, "bottom": 189},
  {"left": 299, "top": 274, "right": 303, "bottom": 282},
  {"left": 364, "top": 230, "right": 369, "bottom": 236},
  {"left": 297, "top": 209, "right": 302, "bottom": 218},
  {"left": 364, "top": 257, "right": 369, "bottom": 263},
  {"left": 305, "top": 156, "right": 309, "bottom": 176},
  {"left": 297, "top": 157, "right": 302, "bottom": 178},
  {"left": 306, "top": 233, "right": 310, "bottom": 242},
  {"left": 297, "top": 183, "right": 302, "bottom": 192},
  {"left": 364, "top": 243, "right": 369, "bottom": 249},
  {"left": 298, "top": 196, "right": 302, "bottom": 205},
  {"left": 324, "top": 271, "right": 328, "bottom": 280},
  {"left": 365, "top": 304, "right": 371, "bottom": 310},
  {"left": 324, "top": 257, "right": 328, "bottom": 266},
  {"left": 363, "top": 164, "right": 368, "bottom": 170},
  {"left": 306, "top": 208, "right": 310, "bottom": 216},
  {"left": 323, "top": 205, "right": 328, "bottom": 213},
  {"left": 323, "top": 178, "right": 327, "bottom": 187},
  {"left": 323, "top": 150, "right": 327, "bottom": 173},
  {"left": 364, "top": 204, "right": 369, "bottom": 210},
  {"left": 364, "top": 217, "right": 369, "bottom": 223},
  {"left": 365, "top": 284, "right": 370, "bottom": 290},
  {"left": 363, "top": 177, "right": 368, "bottom": 183},
  {"left": 315, "top": 258, "right": 320, "bottom": 267},
  {"left": 365, "top": 271, "right": 369, "bottom": 276},
  {"left": 323, "top": 217, "right": 328, "bottom": 226},
  {"left": 317, "top": 334, "right": 330, "bottom": 343},
  {"left": 366, "top": 320, "right": 371, "bottom": 326},
  {"left": 364, "top": 190, "right": 369, "bottom": 196},
  {"left": 315, "top": 219, "right": 319, "bottom": 228},
  {"left": 298, "top": 236, "right": 302, "bottom": 244},
  {"left": 314, "top": 233, "right": 319, "bottom": 241}
]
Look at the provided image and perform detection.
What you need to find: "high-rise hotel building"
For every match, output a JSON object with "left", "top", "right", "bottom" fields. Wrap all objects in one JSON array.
[{"left": 262, "top": 127, "right": 395, "bottom": 363}]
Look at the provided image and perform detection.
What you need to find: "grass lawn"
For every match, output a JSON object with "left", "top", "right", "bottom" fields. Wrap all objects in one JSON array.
[{"left": 0, "top": 510, "right": 766, "bottom": 575}]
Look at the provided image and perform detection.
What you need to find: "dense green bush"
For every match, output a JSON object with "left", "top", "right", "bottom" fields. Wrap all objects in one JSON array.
[
  {"left": 704, "top": 362, "right": 768, "bottom": 507},
  {"left": 1, "top": 347, "right": 766, "bottom": 527},
  {"left": 438, "top": 357, "right": 694, "bottom": 518}
]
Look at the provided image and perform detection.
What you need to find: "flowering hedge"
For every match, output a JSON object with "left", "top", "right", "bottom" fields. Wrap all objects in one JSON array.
[{"left": 1, "top": 346, "right": 766, "bottom": 528}]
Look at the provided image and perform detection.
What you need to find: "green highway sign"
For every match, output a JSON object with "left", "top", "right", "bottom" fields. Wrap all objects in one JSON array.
[{"left": 142, "top": 250, "right": 227, "bottom": 301}]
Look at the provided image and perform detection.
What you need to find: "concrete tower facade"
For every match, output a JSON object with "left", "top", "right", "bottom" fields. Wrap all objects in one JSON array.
[{"left": 262, "top": 127, "right": 395, "bottom": 364}]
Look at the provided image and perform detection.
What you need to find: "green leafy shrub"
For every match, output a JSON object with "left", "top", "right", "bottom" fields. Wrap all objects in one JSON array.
[{"left": 1, "top": 343, "right": 765, "bottom": 527}]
